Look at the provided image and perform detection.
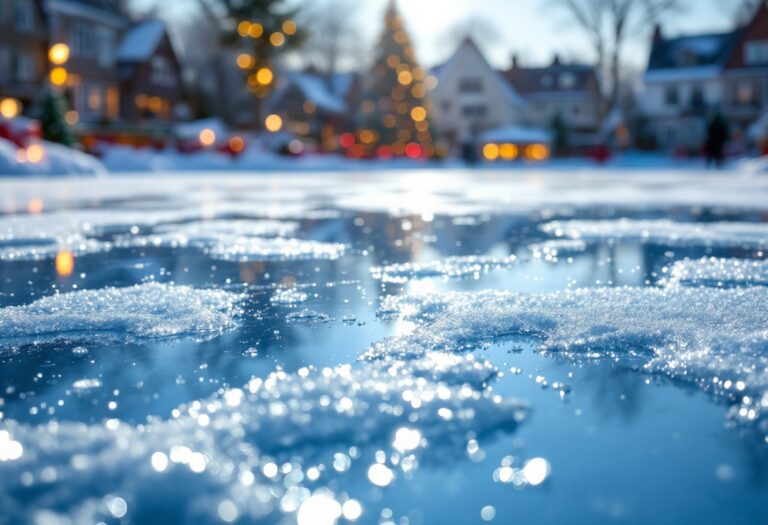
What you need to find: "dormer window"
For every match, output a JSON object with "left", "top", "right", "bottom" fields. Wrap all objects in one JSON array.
[
  {"left": 745, "top": 40, "right": 768, "bottom": 66},
  {"left": 560, "top": 73, "right": 576, "bottom": 89}
]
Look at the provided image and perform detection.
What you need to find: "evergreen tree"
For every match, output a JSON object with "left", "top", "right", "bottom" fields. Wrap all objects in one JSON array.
[
  {"left": 38, "top": 88, "right": 75, "bottom": 147},
  {"left": 204, "top": 0, "right": 304, "bottom": 129},
  {"left": 354, "top": 0, "right": 435, "bottom": 158}
]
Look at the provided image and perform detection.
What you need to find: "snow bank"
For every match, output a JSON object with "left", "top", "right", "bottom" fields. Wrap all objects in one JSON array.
[
  {"left": 371, "top": 255, "right": 519, "bottom": 283},
  {"left": 668, "top": 257, "right": 768, "bottom": 288},
  {"left": 542, "top": 219, "right": 768, "bottom": 248},
  {"left": 0, "top": 352, "right": 527, "bottom": 523},
  {"left": 0, "top": 138, "right": 106, "bottom": 176},
  {"left": 367, "top": 286, "right": 768, "bottom": 424},
  {"left": 0, "top": 283, "right": 241, "bottom": 344}
]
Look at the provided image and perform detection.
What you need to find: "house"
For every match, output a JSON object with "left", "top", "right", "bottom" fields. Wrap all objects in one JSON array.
[
  {"left": 429, "top": 38, "right": 528, "bottom": 148},
  {"left": 116, "top": 19, "right": 184, "bottom": 123},
  {"left": 503, "top": 55, "right": 603, "bottom": 148},
  {"left": 265, "top": 68, "right": 361, "bottom": 150},
  {"left": 641, "top": 2, "right": 768, "bottom": 151},
  {"left": 44, "top": 0, "right": 129, "bottom": 123},
  {"left": 0, "top": 0, "right": 48, "bottom": 112}
]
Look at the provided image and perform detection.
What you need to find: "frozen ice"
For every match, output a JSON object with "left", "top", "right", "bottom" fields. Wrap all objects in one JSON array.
[
  {"left": 208, "top": 237, "right": 345, "bottom": 262},
  {"left": 371, "top": 255, "right": 518, "bottom": 283},
  {"left": 542, "top": 219, "right": 768, "bottom": 248},
  {"left": 0, "top": 283, "right": 241, "bottom": 344},
  {"left": 668, "top": 257, "right": 768, "bottom": 288},
  {"left": 286, "top": 309, "right": 334, "bottom": 324},
  {"left": 367, "top": 286, "right": 768, "bottom": 422},
  {"left": 0, "top": 352, "right": 527, "bottom": 523},
  {"left": 271, "top": 287, "right": 310, "bottom": 305}
]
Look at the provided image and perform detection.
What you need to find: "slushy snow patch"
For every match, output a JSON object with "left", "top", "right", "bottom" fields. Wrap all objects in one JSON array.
[
  {"left": 368, "top": 286, "right": 768, "bottom": 422},
  {"left": 0, "top": 352, "right": 526, "bottom": 523},
  {"left": 668, "top": 257, "right": 768, "bottom": 288},
  {"left": 542, "top": 219, "right": 768, "bottom": 248},
  {"left": 371, "top": 255, "right": 518, "bottom": 283},
  {"left": 0, "top": 283, "right": 241, "bottom": 343}
]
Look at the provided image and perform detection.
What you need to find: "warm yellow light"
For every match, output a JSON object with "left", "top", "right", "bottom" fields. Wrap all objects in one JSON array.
[
  {"left": 236, "top": 53, "right": 253, "bottom": 69},
  {"left": 199, "top": 128, "right": 216, "bottom": 146},
  {"left": 229, "top": 136, "right": 245, "bottom": 153},
  {"left": 238, "top": 21, "right": 252, "bottom": 37},
  {"left": 0, "top": 98, "right": 21, "bottom": 119},
  {"left": 386, "top": 55, "right": 400, "bottom": 68},
  {"left": 27, "top": 198, "right": 44, "bottom": 214},
  {"left": 26, "top": 144, "right": 45, "bottom": 164},
  {"left": 56, "top": 250, "right": 75, "bottom": 277},
  {"left": 500, "top": 143, "right": 518, "bottom": 160},
  {"left": 65, "top": 110, "right": 79, "bottom": 125},
  {"left": 249, "top": 23, "right": 264, "bottom": 38},
  {"left": 256, "top": 67, "right": 273, "bottom": 85},
  {"left": 265, "top": 114, "right": 283, "bottom": 132},
  {"left": 483, "top": 143, "right": 500, "bottom": 161},
  {"left": 48, "top": 43, "right": 70, "bottom": 65},
  {"left": 410, "top": 106, "right": 427, "bottom": 122},
  {"left": 359, "top": 130, "right": 375, "bottom": 144},
  {"left": 397, "top": 70, "right": 413, "bottom": 85},
  {"left": 282, "top": 20, "right": 297, "bottom": 35},
  {"left": 270, "top": 32, "right": 285, "bottom": 47},
  {"left": 50, "top": 67, "right": 68, "bottom": 86},
  {"left": 526, "top": 143, "right": 550, "bottom": 161}
]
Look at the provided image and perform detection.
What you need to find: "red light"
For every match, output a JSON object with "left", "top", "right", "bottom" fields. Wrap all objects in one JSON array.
[
  {"left": 405, "top": 143, "right": 422, "bottom": 159},
  {"left": 347, "top": 144, "right": 364, "bottom": 158},
  {"left": 340, "top": 133, "right": 355, "bottom": 149},
  {"left": 377, "top": 145, "right": 393, "bottom": 159}
]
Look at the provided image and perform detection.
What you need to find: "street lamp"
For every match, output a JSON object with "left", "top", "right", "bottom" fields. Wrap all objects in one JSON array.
[{"left": 48, "top": 43, "right": 70, "bottom": 86}]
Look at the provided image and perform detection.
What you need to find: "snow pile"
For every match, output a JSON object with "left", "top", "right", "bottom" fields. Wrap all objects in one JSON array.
[
  {"left": 668, "top": 257, "right": 768, "bottom": 288},
  {"left": 0, "top": 283, "right": 241, "bottom": 344},
  {"left": 371, "top": 255, "right": 518, "bottom": 283},
  {"left": 0, "top": 352, "right": 527, "bottom": 523},
  {"left": 542, "top": 219, "right": 768, "bottom": 248},
  {"left": 208, "top": 237, "right": 345, "bottom": 263},
  {"left": 367, "top": 286, "right": 768, "bottom": 423},
  {"left": 0, "top": 138, "right": 106, "bottom": 176},
  {"left": 271, "top": 287, "right": 310, "bottom": 305}
]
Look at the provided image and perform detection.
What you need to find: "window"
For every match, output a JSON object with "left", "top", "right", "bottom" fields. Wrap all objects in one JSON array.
[
  {"left": 691, "top": 85, "right": 705, "bottom": 107},
  {"left": 0, "top": 47, "right": 10, "bottom": 82},
  {"left": 106, "top": 86, "right": 119, "bottom": 119},
  {"left": 14, "top": 50, "right": 35, "bottom": 82},
  {"left": 97, "top": 28, "right": 115, "bottom": 67},
  {"left": 71, "top": 22, "right": 95, "bottom": 57},
  {"left": 734, "top": 80, "right": 759, "bottom": 106},
  {"left": 541, "top": 75, "right": 554, "bottom": 88},
  {"left": 459, "top": 77, "right": 483, "bottom": 93},
  {"left": 665, "top": 85, "right": 679, "bottom": 106},
  {"left": 745, "top": 40, "right": 768, "bottom": 66},
  {"left": 14, "top": 0, "right": 34, "bottom": 32},
  {"left": 441, "top": 100, "right": 451, "bottom": 113},
  {"left": 151, "top": 56, "right": 176, "bottom": 87},
  {"left": 462, "top": 105, "right": 487, "bottom": 118},
  {"left": 560, "top": 73, "right": 577, "bottom": 89}
]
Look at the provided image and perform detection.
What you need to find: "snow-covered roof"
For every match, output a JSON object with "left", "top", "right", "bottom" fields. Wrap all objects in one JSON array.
[
  {"left": 644, "top": 65, "right": 721, "bottom": 83},
  {"left": 117, "top": 19, "right": 166, "bottom": 63},
  {"left": 480, "top": 125, "right": 551, "bottom": 145},
  {"left": 433, "top": 38, "right": 527, "bottom": 108},
  {"left": 290, "top": 74, "right": 347, "bottom": 113}
]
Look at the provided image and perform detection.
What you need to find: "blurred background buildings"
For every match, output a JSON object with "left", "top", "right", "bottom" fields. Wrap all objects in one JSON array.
[{"left": 1, "top": 0, "right": 768, "bottom": 162}]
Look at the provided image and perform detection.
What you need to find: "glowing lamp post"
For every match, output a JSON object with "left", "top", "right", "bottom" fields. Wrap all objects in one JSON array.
[{"left": 48, "top": 43, "right": 70, "bottom": 87}]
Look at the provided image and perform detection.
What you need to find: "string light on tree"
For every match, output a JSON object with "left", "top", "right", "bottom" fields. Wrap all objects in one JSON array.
[{"left": 354, "top": 0, "right": 436, "bottom": 158}]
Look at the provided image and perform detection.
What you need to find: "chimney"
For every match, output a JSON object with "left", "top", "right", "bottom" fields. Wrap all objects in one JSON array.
[
  {"left": 552, "top": 54, "right": 561, "bottom": 67},
  {"left": 652, "top": 24, "right": 663, "bottom": 43},
  {"left": 511, "top": 54, "right": 519, "bottom": 70}
]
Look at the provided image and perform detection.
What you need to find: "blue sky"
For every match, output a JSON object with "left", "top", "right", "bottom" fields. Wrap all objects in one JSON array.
[{"left": 137, "top": 0, "right": 733, "bottom": 69}]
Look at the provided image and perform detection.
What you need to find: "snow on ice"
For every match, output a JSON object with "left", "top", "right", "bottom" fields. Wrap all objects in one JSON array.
[
  {"left": 0, "top": 352, "right": 527, "bottom": 523},
  {"left": 368, "top": 286, "right": 768, "bottom": 423},
  {"left": 0, "top": 283, "right": 241, "bottom": 344},
  {"left": 667, "top": 257, "right": 768, "bottom": 288},
  {"left": 371, "top": 255, "right": 519, "bottom": 283},
  {"left": 542, "top": 219, "right": 768, "bottom": 248}
]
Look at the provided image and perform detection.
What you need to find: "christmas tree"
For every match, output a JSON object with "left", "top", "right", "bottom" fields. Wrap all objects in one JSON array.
[
  {"left": 210, "top": 0, "right": 304, "bottom": 129},
  {"left": 37, "top": 88, "right": 75, "bottom": 147},
  {"left": 353, "top": 0, "right": 434, "bottom": 158}
]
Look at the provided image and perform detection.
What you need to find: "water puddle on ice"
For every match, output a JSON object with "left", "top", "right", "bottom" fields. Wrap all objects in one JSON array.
[{"left": 0, "top": 175, "right": 767, "bottom": 525}]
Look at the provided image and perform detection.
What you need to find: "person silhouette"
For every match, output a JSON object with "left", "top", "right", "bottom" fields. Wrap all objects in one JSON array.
[{"left": 705, "top": 114, "right": 728, "bottom": 168}]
